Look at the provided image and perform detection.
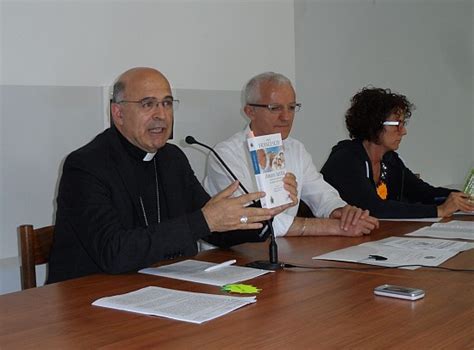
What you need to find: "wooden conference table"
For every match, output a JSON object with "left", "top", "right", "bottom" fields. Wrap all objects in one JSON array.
[{"left": 1, "top": 218, "right": 473, "bottom": 349}]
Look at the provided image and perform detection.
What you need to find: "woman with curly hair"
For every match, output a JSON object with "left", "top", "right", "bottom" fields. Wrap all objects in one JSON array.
[{"left": 321, "top": 87, "right": 473, "bottom": 218}]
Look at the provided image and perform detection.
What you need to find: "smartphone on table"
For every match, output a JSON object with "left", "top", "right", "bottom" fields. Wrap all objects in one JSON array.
[{"left": 374, "top": 284, "right": 425, "bottom": 301}]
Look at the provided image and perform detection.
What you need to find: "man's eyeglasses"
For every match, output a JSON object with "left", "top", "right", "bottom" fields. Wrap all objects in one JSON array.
[
  {"left": 117, "top": 97, "right": 179, "bottom": 112},
  {"left": 248, "top": 103, "right": 302, "bottom": 114},
  {"left": 383, "top": 119, "right": 409, "bottom": 130}
]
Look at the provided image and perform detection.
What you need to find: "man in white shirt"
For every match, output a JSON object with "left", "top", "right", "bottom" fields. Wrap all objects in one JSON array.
[{"left": 203, "top": 72, "right": 379, "bottom": 237}]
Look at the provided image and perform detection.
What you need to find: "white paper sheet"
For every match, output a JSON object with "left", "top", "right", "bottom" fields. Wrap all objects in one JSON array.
[
  {"left": 378, "top": 217, "right": 442, "bottom": 222},
  {"left": 312, "top": 237, "right": 474, "bottom": 269},
  {"left": 380, "top": 236, "right": 473, "bottom": 251},
  {"left": 433, "top": 220, "right": 474, "bottom": 229},
  {"left": 92, "top": 286, "right": 256, "bottom": 324},
  {"left": 453, "top": 211, "right": 474, "bottom": 216},
  {"left": 406, "top": 220, "right": 474, "bottom": 240},
  {"left": 139, "top": 259, "right": 271, "bottom": 286}
]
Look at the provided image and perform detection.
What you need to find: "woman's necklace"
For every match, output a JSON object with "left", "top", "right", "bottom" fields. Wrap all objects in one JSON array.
[
  {"left": 363, "top": 141, "right": 388, "bottom": 200},
  {"left": 376, "top": 162, "right": 388, "bottom": 200}
]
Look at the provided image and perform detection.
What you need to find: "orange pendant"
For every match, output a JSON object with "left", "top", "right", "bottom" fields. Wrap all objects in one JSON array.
[{"left": 376, "top": 181, "right": 388, "bottom": 200}]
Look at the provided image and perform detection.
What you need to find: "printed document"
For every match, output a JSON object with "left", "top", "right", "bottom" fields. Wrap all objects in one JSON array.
[
  {"left": 313, "top": 237, "right": 474, "bottom": 269},
  {"left": 406, "top": 220, "right": 474, "bottom": 240},
  {"left": 92, "top": 286, "right": 256, "bottom": 324},
  {"left": 139, "top": 259, "right": 271, "bottom": 286},
  {"left": 379, "top": 217, "right": 442, "bottom": 222}
]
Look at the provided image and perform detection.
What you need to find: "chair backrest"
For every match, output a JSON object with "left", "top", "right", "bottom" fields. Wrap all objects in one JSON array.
[
  {"left": 18, "top": 224, "right": 55, "bottom": 290},
  {"left": 296, "top": 200, "right": 315, "bottom": 218}
]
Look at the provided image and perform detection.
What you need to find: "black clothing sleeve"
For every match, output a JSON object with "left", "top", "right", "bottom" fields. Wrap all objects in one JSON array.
[
  {"left": 321, "top": 140, "right": 456, "bottom": 219},
  {"left": 396, "top": 157, "right": 453, "bottom": 205}
]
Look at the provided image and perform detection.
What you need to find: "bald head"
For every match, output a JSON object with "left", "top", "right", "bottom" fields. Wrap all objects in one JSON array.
[
  {"left": 113, "top": 67, "right": 171, "bottom": 103},
  {"left": 111, "top": 67, "right": 174, "bottom": 153}
]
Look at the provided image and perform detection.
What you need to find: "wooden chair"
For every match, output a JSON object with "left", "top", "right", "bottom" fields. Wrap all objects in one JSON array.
[{"left": 18, "top": 224, "right": 54, "bottom": 290}]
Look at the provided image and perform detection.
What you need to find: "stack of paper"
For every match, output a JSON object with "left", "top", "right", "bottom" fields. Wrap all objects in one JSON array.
[
  {"left": 378, "top": 217, "right": 442, "bottom": 222},
  {"left": 313, "top": 236, "right": 474, "bottom": 269},
  {"left": 406, "top": 220, "right": 474, "bottom": 240},
  {"left": 92, "top": 286, "right": 256, "bottom": 324},
  {"left": 139, "top": 259, "right": 271, "bottom": 286}
]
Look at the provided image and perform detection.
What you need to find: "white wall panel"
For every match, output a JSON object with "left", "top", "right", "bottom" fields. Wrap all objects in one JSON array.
[{"left": 1, "top": 0, "right": 295, "bottom": 89}]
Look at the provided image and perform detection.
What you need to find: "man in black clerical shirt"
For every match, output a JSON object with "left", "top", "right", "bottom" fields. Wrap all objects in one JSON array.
[{"left": 47, "top": 67, "right": 297, "bottom": 283}]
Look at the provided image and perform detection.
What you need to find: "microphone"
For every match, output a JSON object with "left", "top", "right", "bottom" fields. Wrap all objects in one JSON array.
[
  {"left": 185, "top": 135, "right": 284, "bottom": 270},
  {"left": 186, "top": 136, "right": 250, "bottom": 195}
]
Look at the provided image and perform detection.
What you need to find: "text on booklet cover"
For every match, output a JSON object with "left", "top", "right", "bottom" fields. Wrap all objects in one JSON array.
[{"left": 247, "top": 132, "right": 291, "bottom": 208}]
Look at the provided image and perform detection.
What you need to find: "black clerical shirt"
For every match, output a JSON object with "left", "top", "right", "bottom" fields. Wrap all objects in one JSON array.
[
  {"left": 48, "top": 127, "right": 212, "bottom": 283},
  {"left": 116, "top": 131, "right": 169, "bottom": 226}
]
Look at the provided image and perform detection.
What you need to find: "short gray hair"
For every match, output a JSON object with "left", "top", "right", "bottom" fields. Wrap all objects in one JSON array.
[
  {"left": 112, "top": 80, "right": 125, "bottom": 103},
  {"left": 244, "top": 72, "right": 293, "bottom": 104}
]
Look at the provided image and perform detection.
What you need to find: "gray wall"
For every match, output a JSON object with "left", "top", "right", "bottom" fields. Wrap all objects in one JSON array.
[
  {"left": 1, "top": 86, "right": 105, "bottom": 293},
  {"left": 174, "top": 89, "right": 247, "bottom": 180},
  {"left": 294, "top": 0, "right": 473, "bottom": 186}
]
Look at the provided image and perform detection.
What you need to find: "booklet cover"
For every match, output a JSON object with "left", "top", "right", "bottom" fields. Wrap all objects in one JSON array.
[
  {"left": 462, "top": 168, "right": 474, "bottom": 197},
  {"left": 247, "top": 132, "right": 291, "bottom": 208}
]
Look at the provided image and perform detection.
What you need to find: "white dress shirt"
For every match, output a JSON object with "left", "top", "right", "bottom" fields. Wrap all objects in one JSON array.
[{"left": 203, "top": 126, "right": 346, "bottom": 236}]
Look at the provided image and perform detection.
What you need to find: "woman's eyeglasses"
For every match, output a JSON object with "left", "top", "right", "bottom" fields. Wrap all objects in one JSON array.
[{"left": 383, "top": 119, "right": 409, "bottom": 130}]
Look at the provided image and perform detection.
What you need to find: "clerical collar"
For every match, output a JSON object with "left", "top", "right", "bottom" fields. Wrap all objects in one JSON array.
[
  {"left": 142, "top": 152, "right": 156, "bottom": 162},
  {"left": 116, "top": 128, "right": 157, "bottom": 162}
]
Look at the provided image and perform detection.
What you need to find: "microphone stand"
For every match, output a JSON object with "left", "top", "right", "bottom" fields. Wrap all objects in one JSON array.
[
  {"left": 245, "top": 222, "right": 283, "bottom": 270},
  {"left": 185, "top": 136, "right": 284, "bottom": 270}
]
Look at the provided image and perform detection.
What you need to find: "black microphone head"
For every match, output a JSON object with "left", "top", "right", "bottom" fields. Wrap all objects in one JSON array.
[{"left": 185, "top": 136, "right": 196, "bottom": 145}]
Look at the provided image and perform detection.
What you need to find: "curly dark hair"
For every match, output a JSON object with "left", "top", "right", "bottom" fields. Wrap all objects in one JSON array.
[{"left": 345, "top": 87, "right": 414, "bottom": 142}]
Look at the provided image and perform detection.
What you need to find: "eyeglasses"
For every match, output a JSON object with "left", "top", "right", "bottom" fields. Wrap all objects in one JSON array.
[
  {"left": 383, "top": 119, "right": 409, "bottom": 130},
  {"left": 248, "top": 103, "right": 302, "bottom": 114},
  {"left": 117, "top": 97, "right": 179, "bottom": 112}
]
